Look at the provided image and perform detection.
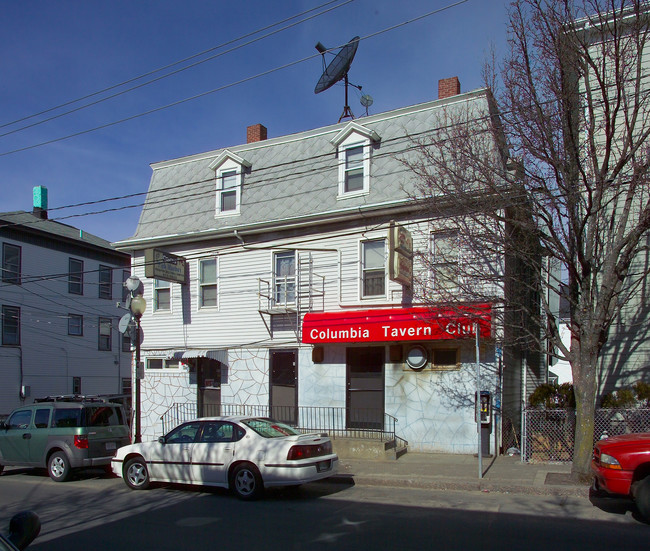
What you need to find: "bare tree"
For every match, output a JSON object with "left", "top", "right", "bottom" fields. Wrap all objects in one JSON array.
[{"left": 403, "top": 0, "right": 650, "bottom": 478}]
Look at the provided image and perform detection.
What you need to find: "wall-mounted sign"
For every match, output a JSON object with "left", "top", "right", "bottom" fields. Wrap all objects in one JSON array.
[
  {"left": 388, "top": 221, "right": 413, "bottom": 286},
  {"left": 144, "top": 249, "right": 187, "bottom": 284},
  {"left": 302, "top": 304, "right": 492, "bottom": 344}
]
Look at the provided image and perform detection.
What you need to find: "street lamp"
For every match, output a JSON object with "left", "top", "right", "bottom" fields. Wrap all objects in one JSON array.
[{"left": 128, "top": 281, "right": 146, "bottom": 443}]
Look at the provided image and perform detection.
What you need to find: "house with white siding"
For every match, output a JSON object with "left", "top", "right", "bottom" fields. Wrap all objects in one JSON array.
[
  {"left": 115, "top": 78, "right": 540, "bottom": 454},
  {"left": 0, "top": 188, "right": 132, "bottom": 416}
]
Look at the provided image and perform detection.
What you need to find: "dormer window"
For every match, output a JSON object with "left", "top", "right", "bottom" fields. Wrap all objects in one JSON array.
[
  {"left": 331, "top": 122, "right": 380, "bottom": 199},
  {"left": 344, "top": 145, "right": 364, "bottom": 193},
  {"left": 219, "top": 169, "right": 238, "bottom": 212},
  {"left": 209, "top": 149, "right": 251, "bottom": 217}
]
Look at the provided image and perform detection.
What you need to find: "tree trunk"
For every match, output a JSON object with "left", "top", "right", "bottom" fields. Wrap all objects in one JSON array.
[{"left": 571, "top": 350, "right": 598, "bottom": 480}]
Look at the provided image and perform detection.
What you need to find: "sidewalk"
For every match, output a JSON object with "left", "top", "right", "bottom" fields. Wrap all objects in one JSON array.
[{"left": 334, "top": 452, "right": 591, "bottom": 497}]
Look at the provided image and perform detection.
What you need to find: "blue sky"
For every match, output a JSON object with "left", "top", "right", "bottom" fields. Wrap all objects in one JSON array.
[{"left": 1, "top": 0, "right": 509, "bottom": 243}]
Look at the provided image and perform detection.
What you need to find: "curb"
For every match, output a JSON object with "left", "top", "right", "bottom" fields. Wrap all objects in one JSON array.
[{"left": 328, "top": 473, "right": 590, "bottom": 498}]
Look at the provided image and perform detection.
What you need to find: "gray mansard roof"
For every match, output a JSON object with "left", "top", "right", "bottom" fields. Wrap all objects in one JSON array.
[{"left": 118, "top": 88, "right": 497, "bottom": 247}]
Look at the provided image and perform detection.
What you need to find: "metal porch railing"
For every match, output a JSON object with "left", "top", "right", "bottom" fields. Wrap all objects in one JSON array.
[{"left": 160, "top": 403, "right": 403, "bottom": 445}]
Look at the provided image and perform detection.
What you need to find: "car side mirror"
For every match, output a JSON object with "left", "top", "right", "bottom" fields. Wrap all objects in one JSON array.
[
  {"left": 158, "top": 436, "right": 166, "bottom": 445},
  {"left": 7, "top": 511, "right": 41, "bottom": 550}
]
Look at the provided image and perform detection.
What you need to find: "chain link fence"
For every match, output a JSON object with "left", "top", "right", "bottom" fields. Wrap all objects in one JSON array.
[{"left": 523, "top": 407, "right": 650, "bottom": 462}]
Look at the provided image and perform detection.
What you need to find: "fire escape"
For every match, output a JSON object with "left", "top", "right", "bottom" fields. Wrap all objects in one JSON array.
[{"left": 258, "top": 252, "right": 325, "bottom": 339}]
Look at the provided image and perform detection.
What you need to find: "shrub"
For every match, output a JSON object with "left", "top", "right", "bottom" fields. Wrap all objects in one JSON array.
[{"left": 529, "top": 383, "right": 575, "bottom": 409}]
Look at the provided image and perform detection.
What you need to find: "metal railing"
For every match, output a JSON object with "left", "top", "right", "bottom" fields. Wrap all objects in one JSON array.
[
  {"left": 523, "top": 407, "right": 650, "bottom": 462},
  {"left": 161, "top": 403, "right": 401, "bottom": 443}
]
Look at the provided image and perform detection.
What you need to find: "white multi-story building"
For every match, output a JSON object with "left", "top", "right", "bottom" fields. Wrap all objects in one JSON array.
[
  {"left": 0, "top": 188, "right": 131, "bottom": 415},
  {"left": 116, "top": 79, "right": 541, "bottom": 454}
]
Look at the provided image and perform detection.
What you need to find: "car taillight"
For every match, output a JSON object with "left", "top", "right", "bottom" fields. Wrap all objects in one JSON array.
[
  {"left": 287, "top": 441, "right": 332, "bottom": 460},
  {"left": 74, "top": 435, "right": 89, "bottom": 449}
]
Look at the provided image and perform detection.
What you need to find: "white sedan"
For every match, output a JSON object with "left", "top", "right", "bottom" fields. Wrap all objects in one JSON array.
[{"left": 111, "top": 416, "right": 339, "bottom": 500}]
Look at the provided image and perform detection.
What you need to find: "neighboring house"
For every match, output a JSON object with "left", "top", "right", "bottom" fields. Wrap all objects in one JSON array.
[
  {"left": 570, "top": 8, "right": 650, "bottom": 398},
  {"left": 115, "top": 78, "right": 540, "bottom": 453},
  {"left": 0, "top": 188, "right": 132, "bottom": 416}
]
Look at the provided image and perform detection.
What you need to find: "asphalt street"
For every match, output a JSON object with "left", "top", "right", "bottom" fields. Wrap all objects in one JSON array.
[{"left": 0, "top": 467, "right": 647, "bottom": 551}]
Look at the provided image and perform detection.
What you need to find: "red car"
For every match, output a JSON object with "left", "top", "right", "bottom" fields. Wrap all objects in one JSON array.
[{"left": 591, "top": 433, "right": 650, "bottom": 520}]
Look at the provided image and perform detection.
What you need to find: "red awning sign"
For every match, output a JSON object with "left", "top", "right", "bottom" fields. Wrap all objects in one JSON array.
[{"left": 302, "top": 305, "right": 491, "bottom": 344}]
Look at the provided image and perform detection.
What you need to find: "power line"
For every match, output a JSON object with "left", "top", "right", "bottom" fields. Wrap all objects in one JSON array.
[
  {"left": 0, "top": 0, "right": 354, "bottom": 139},
  {"left": 0, "top": 0, "right": 470, "bottom": 158},
  {"left": 0, "top": 0, "right": 352, "bottom": 132}
]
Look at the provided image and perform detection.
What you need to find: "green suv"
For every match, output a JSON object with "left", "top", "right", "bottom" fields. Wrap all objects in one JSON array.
[{"left": 0, "top": 396, "right": 130, "bottom": 482}]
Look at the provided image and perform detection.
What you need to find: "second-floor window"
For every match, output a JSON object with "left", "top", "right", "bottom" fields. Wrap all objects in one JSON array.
[
  {"left": 274, "top": 251, "right": 295, "bottom": 305},
  {"left": 99, "top": 265, "right": 112, "bottom": 299},
  {"left": 431, "top": 232, "right": 460, "bottom": 290},
  {"left": 98, "top": 317, "right": 112, "bottom": 351},
  {"left": 199, "top": 258, "right": 217, "bottom": 308},
  {"left": 68, "top": 314, "right": 83, "bottom": 336},
  {"left": 69, "top": 258, "right": 83, "bottom": 295},
  {"left": 362, "top": 239, "right": 386, "bottom": 298},
  {"left": 2, "top": 305, "right": 20, "bottom": 345},
  {"left": 154, "top": 279, "right": 171, "bottom": 311},
  {"left": 2, "top": 243, "right": 21, "bottom": 285}
]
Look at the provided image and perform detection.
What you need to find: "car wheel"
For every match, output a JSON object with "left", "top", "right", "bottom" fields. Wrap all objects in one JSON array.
[
  {"left": 231, "top": 463, "right": 263, "bottom": 500},
  {"left": 124, "top": 457, "right": 150, "bottom": 490},
  {"left": 48, "top": 452, "right": 71, "bottom": 482},
  {"left": 635, "top": 476, "right": 650, "bottom": 521}
]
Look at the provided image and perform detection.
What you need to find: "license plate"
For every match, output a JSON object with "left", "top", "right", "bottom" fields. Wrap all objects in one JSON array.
[
  {"left": 106, "top": 442, "right": 116, "bottom": 451},
  {"left": 316, "top": 460, "right": 331, "bottom": 473}
]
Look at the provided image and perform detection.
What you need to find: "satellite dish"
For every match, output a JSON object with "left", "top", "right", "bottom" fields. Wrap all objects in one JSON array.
[
  {"left": 314, "top": 36, "right": 361, "bottom": 121},
  {"left": 360, "top": 94, "right": 373, "bottom": 116},
  {"left": 118, "top": 313, "right": 133, "bottom": 335},
  {"left": 314, "top": 36, "right": 360, "bottom": 94}
]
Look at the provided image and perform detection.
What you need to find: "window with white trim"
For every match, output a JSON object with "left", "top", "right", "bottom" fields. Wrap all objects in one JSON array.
[
  {"left": 431, "top": 232, "right": 460, "bottom": 290},
  {"left": 199, "top": 258, "right": 217, "bottom": 308},
  {"left": 274, "top": 251, "right": 295, "bottom": 305},
  {"left": 331, "top": 123, "right": 379, "bottom": 198},
  {"left": 361, "top": 239, "right": 386, "bottom": 298},
  {"left": 218, "top": 169, "right": 239, "bottom": 213},
  {"left": 147, "top": 358, "right": 181, "bottom": 369},
  {"left": 338, "top": 140, "right": 370, "bottom": 196},
  {"left": 154, "top": 279, "right": 171, "bottom": 311}
]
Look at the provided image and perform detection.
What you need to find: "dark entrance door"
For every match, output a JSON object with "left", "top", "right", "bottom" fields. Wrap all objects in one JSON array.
[
  {"left": 198, "top": 358, "right": 221, "bottom": 417},
  {"left": 270, "top": 349, "right": 297, "bottom": 425},
  {"left": 346, "top": 347, "right": 385, "bottom": 430}
]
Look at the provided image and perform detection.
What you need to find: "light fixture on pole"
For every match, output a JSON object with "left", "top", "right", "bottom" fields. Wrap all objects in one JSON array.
[{"left": 128, "top": 278, "right": 146, "bottom": 444}]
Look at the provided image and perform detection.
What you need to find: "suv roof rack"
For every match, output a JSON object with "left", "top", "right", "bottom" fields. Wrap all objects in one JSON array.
[{"left": 33, "top": 394, "right": 110, "bottom": 403}]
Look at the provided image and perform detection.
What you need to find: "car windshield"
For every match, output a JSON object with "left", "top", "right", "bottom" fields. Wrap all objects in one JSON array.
[{"left": 242, "top": 418, "right": 300, "bottom": 438}]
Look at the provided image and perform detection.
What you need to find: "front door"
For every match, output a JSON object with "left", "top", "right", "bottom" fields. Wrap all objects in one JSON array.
[
  {"left": 270, "top": 349, "right": 297, "bottom": 425},
  {"left": 346, "top": 347, "right": 385, "bottom": 430},
  {"left": 198, "top": 359, "right": 221, "bottom": 417}
]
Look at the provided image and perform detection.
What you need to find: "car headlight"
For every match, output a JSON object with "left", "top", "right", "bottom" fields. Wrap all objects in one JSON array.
[{"left": 599, "top": 453, "right": 622, "bottom": 469}]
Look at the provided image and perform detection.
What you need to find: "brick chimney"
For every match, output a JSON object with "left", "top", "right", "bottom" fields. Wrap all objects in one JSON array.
[
  {"left": 438, "top": 77, "right": 461, "bottom": 100},
  {"left": 247, "top": 123, "right": 267, "bottom": 143}
]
